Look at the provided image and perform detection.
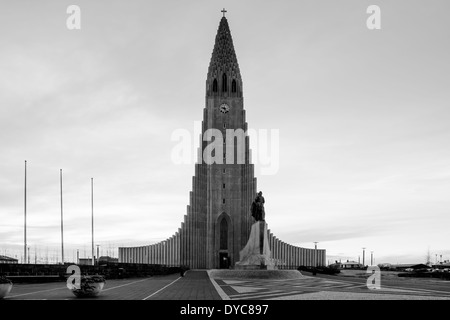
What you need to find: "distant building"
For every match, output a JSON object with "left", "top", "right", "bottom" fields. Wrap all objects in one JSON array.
[
  {"left": 78, "top": 258, "right": 93, "bottom": 265},
  {"left": 390, "top": 264, "right": 428, "bottom": 271},
  {"left": 329, "top": 260, "right": 363, "bottom": 269},
  {"left": 0, "top": 255, "right": 18, "bottom": 264},
  {"left": 98, "top": 256, "right": 118, "bottom": 264},
  {"left": 434, "top": 262, "right": 450, "bottom": 269}
]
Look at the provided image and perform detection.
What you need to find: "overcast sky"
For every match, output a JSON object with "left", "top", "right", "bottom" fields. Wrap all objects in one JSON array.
[{"left": 1, "top": 0, "right": 449, "bottom": 265}]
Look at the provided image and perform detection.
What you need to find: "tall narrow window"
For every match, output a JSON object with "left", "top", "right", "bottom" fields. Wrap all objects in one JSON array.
[
  {"left": 220, "top": 218, "right": 228, "bottom": 249},
  {"left": 222, "top": 73, "right": 227, "bottom": 92},
  {"left": 223, "top": 184, "right": 225, "bottom": 189},
  {"left": 231, "top": 79, "right": 237, "bottom": 93},
  {"left": 212, "top": 79, "right": 218, "bottom": 92},
  {"left": 223, "top": 198, "right": 225, "bottom": 204}
]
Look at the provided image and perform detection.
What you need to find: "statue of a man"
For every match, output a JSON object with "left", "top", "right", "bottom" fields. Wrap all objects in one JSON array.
[{"left": 251, "top": 191, "right": 265, "bottom": 221}]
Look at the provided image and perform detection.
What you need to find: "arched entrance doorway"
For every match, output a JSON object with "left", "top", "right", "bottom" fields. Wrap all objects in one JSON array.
[
  {"left": 219, "top": 218, "right": 229, "bottom": 268},
  {"left": 216, "top": 212, "right": 232, "bottom": 269}
]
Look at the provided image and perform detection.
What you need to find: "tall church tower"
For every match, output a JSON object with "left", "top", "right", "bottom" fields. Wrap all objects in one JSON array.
[{"left": 201, "top": 13, "right": 256, "bottom": 268}]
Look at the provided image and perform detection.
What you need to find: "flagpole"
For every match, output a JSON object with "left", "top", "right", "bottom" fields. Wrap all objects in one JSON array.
[
  {"left": 24, "top": 160, "right": 27, "bottom": 264},
  {"left": 91, "top": 177, "right": 94, "bottom": 266},
  {"left": 60, "top": 169, "right": 64, "bottom": 264}
]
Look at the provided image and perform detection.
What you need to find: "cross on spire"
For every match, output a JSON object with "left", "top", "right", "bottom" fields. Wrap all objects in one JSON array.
[{"left": 221, "top": 8, "right": 227, "bottom": 17}]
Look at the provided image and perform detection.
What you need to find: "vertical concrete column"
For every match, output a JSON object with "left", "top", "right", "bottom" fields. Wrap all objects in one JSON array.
[
  {"left": 187, "top": 216, "right": 191, "bottom": 268},
  {"left": 279, "top": 241, "right": 283, "bottom": 267},
  {"left": 174, "top": 235, "right": 177, "bottom": 267},
  {"left": 149, "top": 245, "right": 152, "bottom": 264},
  {"left": 166, "top": 240, "right": 169, "bottom": 266},
  {"left": 164, "top": 241, "right": 167, "bottom": 265},
  {"left": 163, "top": 241, "right": 167, "bottom": 266},
  {"left": 275, "top": 238, "right": 279, "bottom": 262},
  {"left": 284, "top": 244, "right": 288, "bottom": 269},
  {"left": 269, "top": 233, "right": 273, "bottom": 258},
  {"left": 135, "top": 247, "right": 138, "bottom": 264},
  {"left": 272, "top": 238, "right": 276, "bottom": 261},
  {"left": 302, "top": 247, "right": 306, "bottom": 266},
  {"left": 136, "top": 247, "right": 139, "bottom": 264},
  {"left": 177, "top": 231, "right": 181, "bottom": 266},
  {"left": 173, "top": 236, "right": 176, "bottom": 267},
  {"left": 292, "top": 246, "right": 296, "bottom": 268},
  {"left": 174, "top": 233, "right": 178, "bottom": 266},
  {"left": 168, "top": 239, "right": 171, "bottom": 266},
  {"left": 181, "top": 220, "right": 186, "bottom": 266},
  {"left": 150, "top": 244, "right": 155, "bottom": 264},
  {"left": 137, "top": 247, "right": 140, "bottom": 264},
  {"left": 285, "top": 243, "right": 289, "bottom": 269},
  {"left": 169, "top": 237, "right": 173, "bottom": 267},
  {"left": 288, "top": 245, "right": 292, "bottom": 269}
]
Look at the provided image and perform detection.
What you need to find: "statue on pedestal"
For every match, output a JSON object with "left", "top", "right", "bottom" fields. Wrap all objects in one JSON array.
[
  {"left": 251, "top": 191, "right": 265, "bottom": 222},
  {"left": 235, "top": 191, "right": 275, "bottom": 270}
]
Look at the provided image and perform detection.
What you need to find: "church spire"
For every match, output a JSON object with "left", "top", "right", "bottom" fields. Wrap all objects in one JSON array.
[{"left": 206, "top": 11, "right": 242, "bottom": 97}]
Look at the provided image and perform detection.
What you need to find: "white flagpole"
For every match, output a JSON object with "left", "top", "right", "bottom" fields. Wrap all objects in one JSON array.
[
  {"left": 24, "top": 160, "right": 27, "bottom": 264},
  {"left": 60, "top": 169, "right": 64, "bottom": 264},
  {"left": 91, "top": 178, "right": 94, "bottom": 266}
]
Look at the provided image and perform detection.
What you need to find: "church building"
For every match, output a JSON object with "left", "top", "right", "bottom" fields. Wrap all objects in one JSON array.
[{"left": 119, "top": 12, "right": 326, "bottom": 269}]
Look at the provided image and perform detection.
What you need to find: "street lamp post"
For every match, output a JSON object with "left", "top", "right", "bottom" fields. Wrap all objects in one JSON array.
[
  {"left": 313, "top": 242, "right": 318, "bottom": 275},
  {"left": 362, "top": 248, "right": 366, "bottom": 267}
]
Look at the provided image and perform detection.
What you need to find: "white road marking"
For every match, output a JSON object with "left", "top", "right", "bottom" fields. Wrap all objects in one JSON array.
[
  {"left": 5, "top": 287, "right": 66, "bottom": 299},
  {"left": 142, "top": 277, "right": 182, "bottom": 300},
  {"left": 209, "top": 278, "right": 230, "bottom": 300},
  {"left": 102, "top": 278, "right": 150, "bottom": 291}
]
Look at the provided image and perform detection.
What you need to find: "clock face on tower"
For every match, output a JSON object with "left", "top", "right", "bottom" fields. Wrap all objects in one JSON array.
[{"left": 219, "top": 103, "right": 230, "bottom": 114}]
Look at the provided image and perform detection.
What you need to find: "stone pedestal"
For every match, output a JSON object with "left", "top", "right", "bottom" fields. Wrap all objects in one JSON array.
[{"left": 235, "top": 221, "right": 276, "bottom": 270}]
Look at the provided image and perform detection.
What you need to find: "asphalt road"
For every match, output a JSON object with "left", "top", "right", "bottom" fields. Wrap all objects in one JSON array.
[{"left": 3, "top": 270, "right": 450, "bottom": 300}]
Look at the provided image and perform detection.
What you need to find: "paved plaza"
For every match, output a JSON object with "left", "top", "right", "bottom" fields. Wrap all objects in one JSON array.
[{"left": 4, "top": 270, "right": 450, "bottom": 300}]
